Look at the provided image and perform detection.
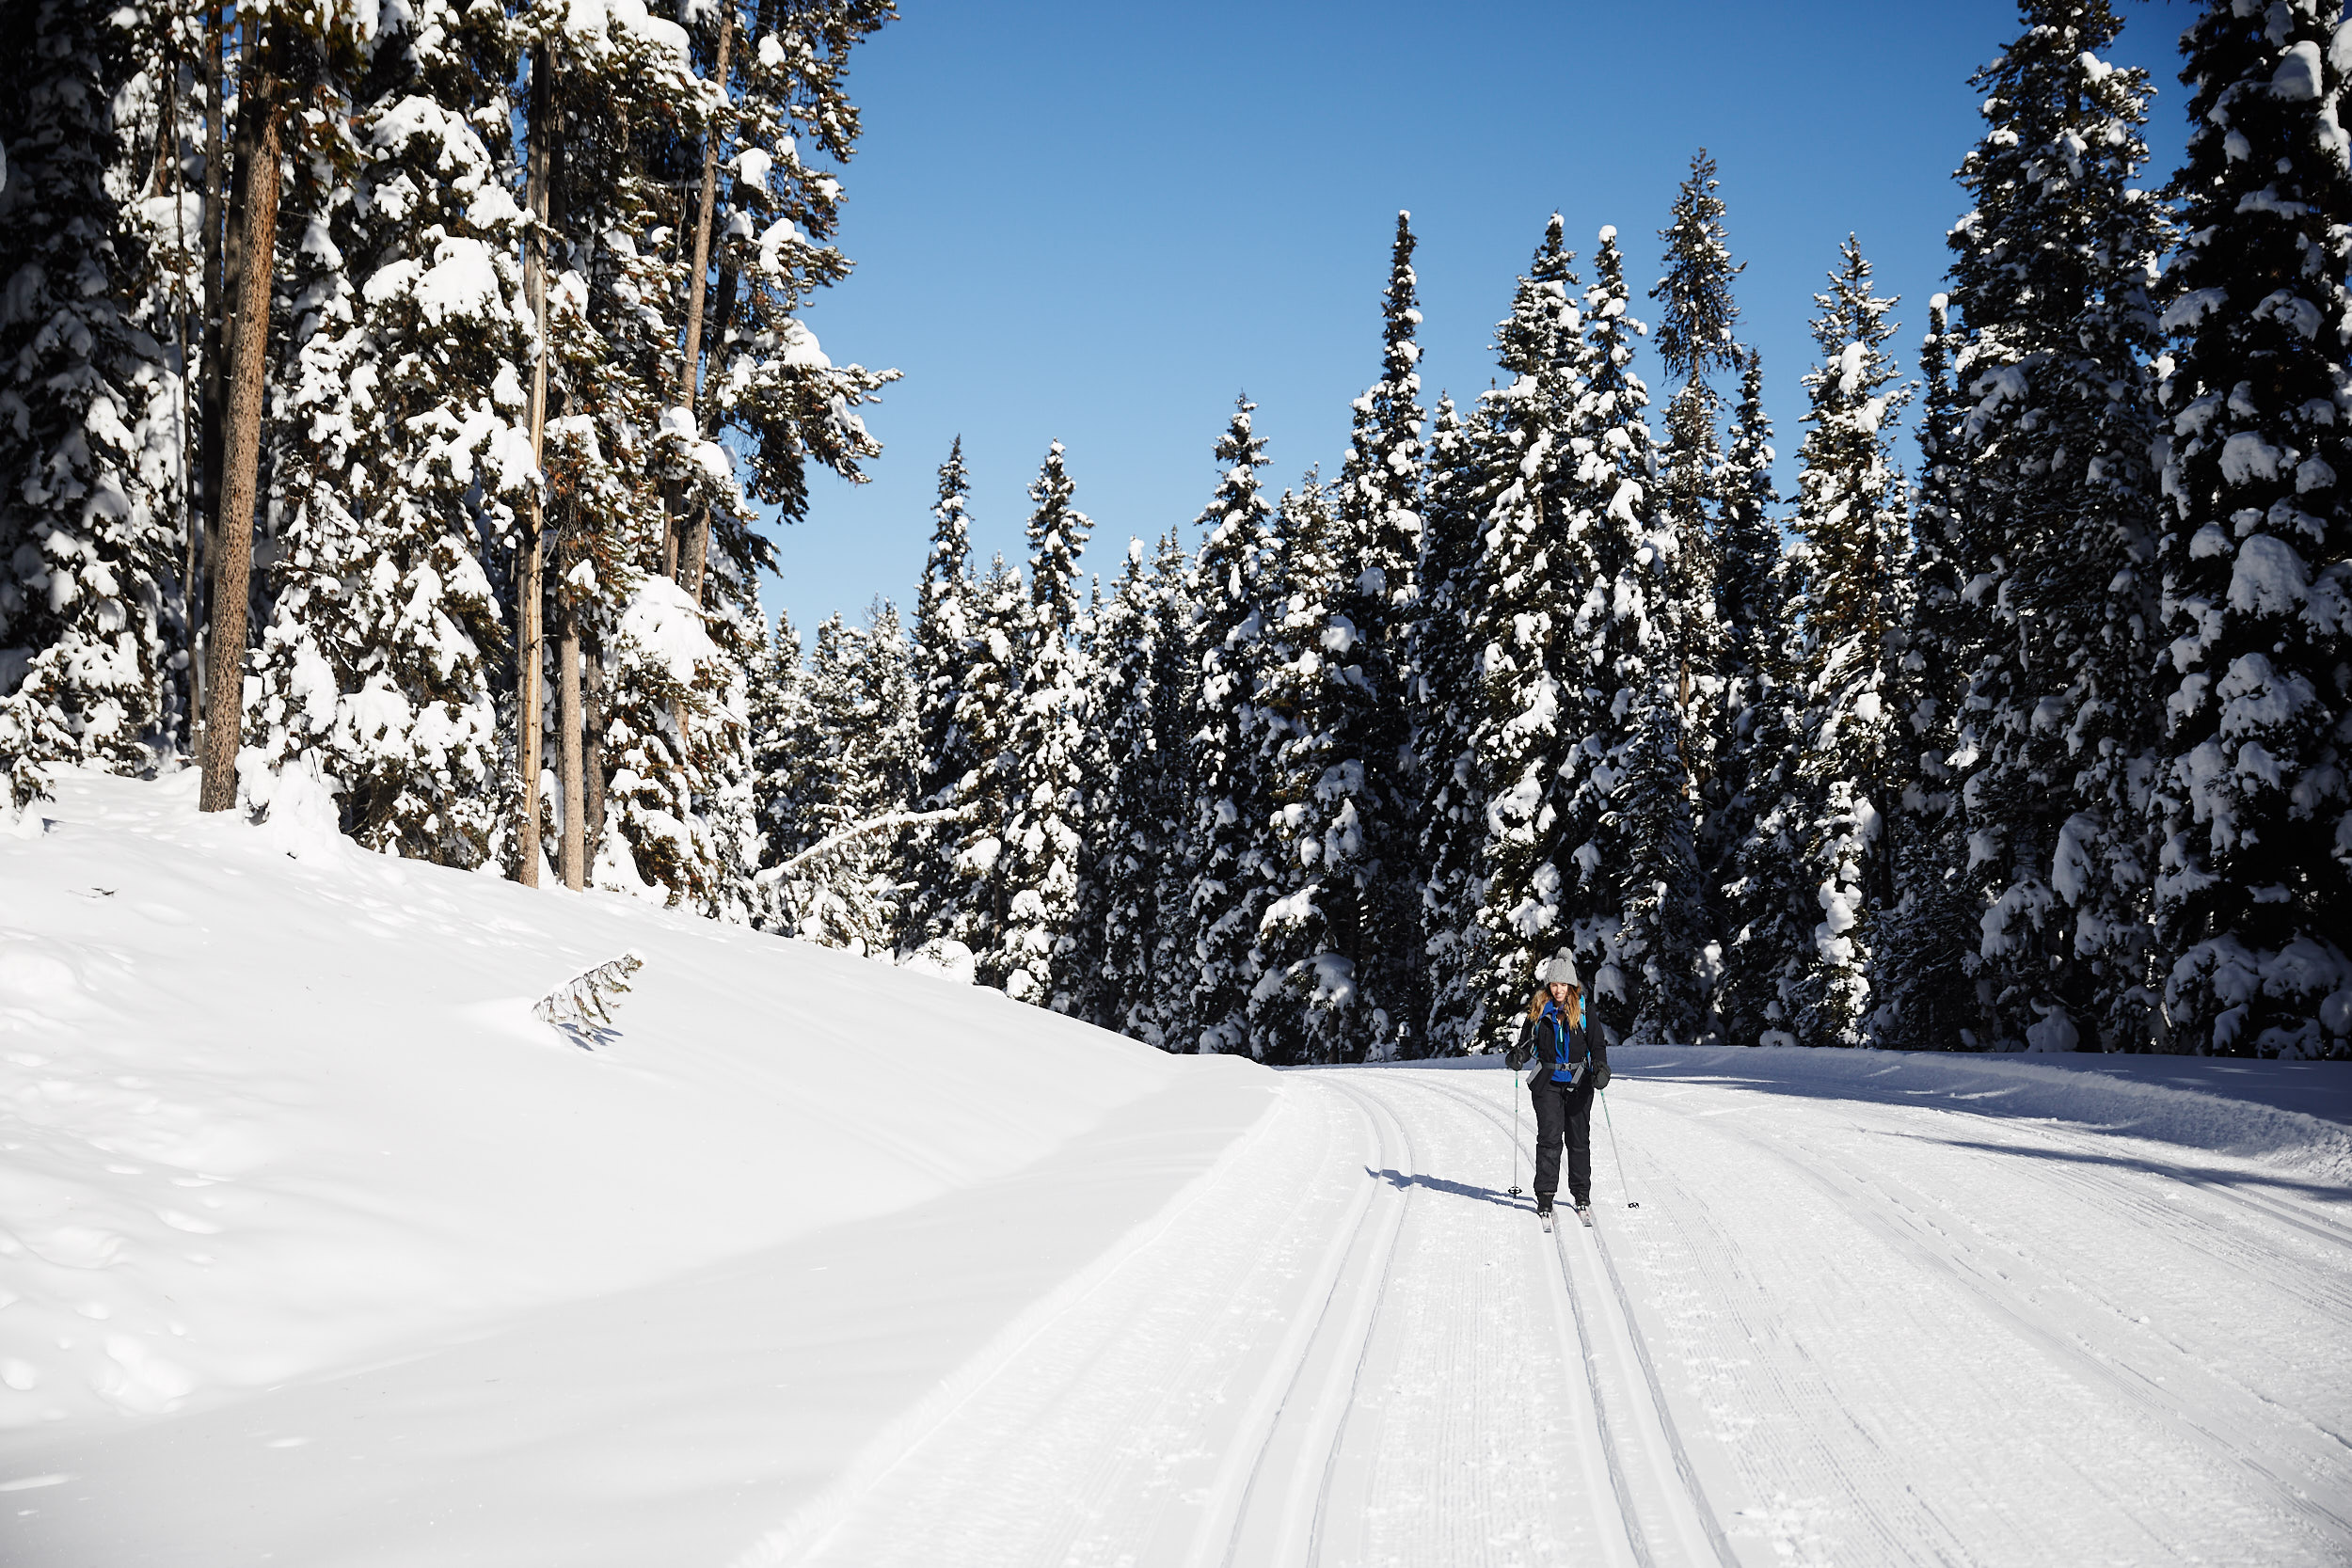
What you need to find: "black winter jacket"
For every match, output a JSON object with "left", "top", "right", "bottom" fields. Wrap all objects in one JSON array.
[{"left": 1506, "top": 1006, "right": 1610, "bottom": 1089}]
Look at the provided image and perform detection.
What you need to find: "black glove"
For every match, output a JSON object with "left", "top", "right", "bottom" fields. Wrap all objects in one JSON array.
[
  {"left": 1505, "top": 1044, "right": 1531, "bottom": 1072},
  {"left": 1592, "top": 1061, "right": 1611, "bottom": 1090}
]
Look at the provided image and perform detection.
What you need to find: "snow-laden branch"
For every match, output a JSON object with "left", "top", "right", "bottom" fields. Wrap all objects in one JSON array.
[{"left": 768, "top": 804, "right": 977, "bottom": 877}]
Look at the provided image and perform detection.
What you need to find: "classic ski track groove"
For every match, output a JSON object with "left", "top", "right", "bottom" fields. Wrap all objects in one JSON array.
[
  {"left": 1588, "top": 1118, "right": 1985, "bottom": 1564},
  {"left": 1382, "top": 1072, "right": 1741, "bottom": 1567},
  {"left": 1645, "top": 1089, "right": 2352, "bottom": 1548},
  {"left": 1211, "top": 1073, "right": 1418, "bottom": 1568}
]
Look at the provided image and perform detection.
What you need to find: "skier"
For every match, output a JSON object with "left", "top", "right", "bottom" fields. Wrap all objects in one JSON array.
[{"left": 1506, "top": 953, "right": 1610, "bottom": 1226}]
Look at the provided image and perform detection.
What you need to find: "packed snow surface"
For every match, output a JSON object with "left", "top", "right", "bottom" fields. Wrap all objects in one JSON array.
[{"left": 4, "top": 772, "right": 2350, "bottom": 1565}]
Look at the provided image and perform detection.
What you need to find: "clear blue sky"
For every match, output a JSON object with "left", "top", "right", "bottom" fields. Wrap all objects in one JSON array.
[{"left": 766, "top": 0, "right": 2201, "bottom": 640}]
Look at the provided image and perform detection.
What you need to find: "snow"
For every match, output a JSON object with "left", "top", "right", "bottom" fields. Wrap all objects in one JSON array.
[
  {"left": 2272, "top": 40, "right": 2325, "bottom": 102},
  {"left": 1, "top": 770, "right": 1271, "bottom": 1561},
  {"left": 7, "top": 793, "right": 2350, "bottom": 1565}
]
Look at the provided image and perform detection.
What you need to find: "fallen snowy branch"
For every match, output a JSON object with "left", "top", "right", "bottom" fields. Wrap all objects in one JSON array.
[
  {"left": 770, "top": 804, "right": 977, "bottom": 877},
  {"left": 534, "top": 951, "right": 645, "bottom": 1048}
]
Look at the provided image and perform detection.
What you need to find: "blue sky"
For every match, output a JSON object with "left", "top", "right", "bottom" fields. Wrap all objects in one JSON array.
[{"left": 767, "top": 0, "right": 2201, "bottom": 640}]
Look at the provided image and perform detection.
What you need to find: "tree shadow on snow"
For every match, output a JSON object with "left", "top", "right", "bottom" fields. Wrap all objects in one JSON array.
[{"left": 1875, "top": 1129, "right": 2352, "bottom": 1210}]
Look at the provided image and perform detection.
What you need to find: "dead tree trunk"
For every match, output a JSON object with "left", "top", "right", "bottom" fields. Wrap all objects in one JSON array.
[
  {"left": 516, "top": 44, "right": 557, "bottom": 883},
  {"left": 197, "top": 22, "right": 280, "bottom": 813},
  {"left": 558, "top": 589, "right": 585, "bottom": 890}
]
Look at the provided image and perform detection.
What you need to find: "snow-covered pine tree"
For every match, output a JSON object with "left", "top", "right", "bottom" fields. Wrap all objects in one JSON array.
[
  {"left": 769, "top": 610, "right": 902, "bottom": 952},
  {"left": 1410, "top": 394, "right": 1493, "bottom": 1054},
  {"left": 245, "top": 0, "right": 532, "bottom": 863},
  {"left": 939, "top": 553, "right": 1025, "bottom": 985},
  {"left": 1186, "top": 397, "right": 1280, "bottom": 1053},
  {"left": 1946, "top": 0, "right": 2169, "bottom": 1052},
  {"left": 1715, "top": 544, "right": 1815, "bottom": 1049},
  {"left": 0, "top": 0, "right": 189, "bottom": 811},
  {"left": 1703, "top": 348, "right": 1789, "bottom": 1039},
  {"left": 1254, "top": 472, "right": 1349, "bottom": 1063},
  {"left": 1137, "top": 530, "right": 1200, "bottom": 1048},
  {"left": 1786, "top": 237, "right": 1915, "bottom": 1048},
  {"left": 1874, "top": 296, "right": 1995, "bottom": 1051},
  {"left": 900, "top": 439, "right": 977, "bottom": 945},
  {"left": 1575, "top": 226, "right": 1705, "bottom": 1046},
  {"left": 1649, "top": 149, "right": 1744, "bottom": 834},
  {"left": 1063, "top": 540, "right": 1159, "bottom": 1029},
  {"left": 1463, "top": 217, "right": 1601, "bottom": 1052},
  {"left": 993, "top": 443, "right": 1092, "bottom": 1006},
  {"left": 660, "top": 0, "right": 897, "bottom": 920},
  {"left": 1310, "top": 212, "right": 1428, "bottom": 1059},
  {"left": 746, "top": 607, "right": 810, "bottom": 926},
  {"left": 2151, "top": 0, "right": 2352, "bottom": 1057}
]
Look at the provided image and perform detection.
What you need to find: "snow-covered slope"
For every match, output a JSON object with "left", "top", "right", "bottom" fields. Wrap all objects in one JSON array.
[{"left": 0, "top": 771, "right": 1274, "bottom": 1562}]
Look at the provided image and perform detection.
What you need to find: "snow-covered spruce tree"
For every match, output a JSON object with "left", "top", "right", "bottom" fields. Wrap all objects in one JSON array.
[
  {"left": 0, "top": 0, "right": 187, "bottom": 810},
  {"left": 1875, "top": 297, "right": 1996, "bottom": 1051},
  {"left": 508, "top": 0, "right": 891, "bottom": 909},
  {"left": 1137, "top": 530, "right": 1200, "bottom": 1048},
  {"left": 1462, "top": 217, "right": 1601, "bottom": 1053},
  {"left": 1715, "top": 545, "right": 1815, "bottom": 1049},
  {"left": 1410, "top": 395, "right": 1493, "bottom": 1054},
  {"left": 1649, "top": 148, "right": 1744, "bottom": 817},
  {"left": 1574, "top": 227, "right": 1705, "bottom": 1046},
  {"left": 775, "top": 604, "right": 918, "bottom": 953},
  {"left": 746, "top": 607, "right": 809, "bottom": 925},
  {"left": 1946, "top": 0, "right": 2169, "bottom": 1052},
  {"left": 246, "top": 0, "right": 532, "bottom": 863},
  {"left": 937, "top": 554, "right": 1025, "bottom": 985},
  {"left": 661, "top": 0, "right": 896, "bottom": 912},
  {"left": 1254, "top": 472, "right": 1351, "bottom": 1063},
  {"left": 993, "top": 443, "right": 1091, "bottom": 1006},
  {"left": 1062, "top": 540, "right": 1162, "bottom": 1029},
  {"left": 1786, "top": 237, "right": 1915, "bottom": 1048},
  {"left": 2151, "top": 0, "right": 2352, "bottom": 1057},
  {"left": 1703, "top": 347, "right": 1789, "bottom": 1038},
  {"left": 1186, "top": 397, "right": 1281, "bottom": 1053},
  {"left": 1278, "top": 211, "right": 1429, "bottom": 1060},
  {"left": 900, "top": 438, "right": 976, "bottom": 945}
]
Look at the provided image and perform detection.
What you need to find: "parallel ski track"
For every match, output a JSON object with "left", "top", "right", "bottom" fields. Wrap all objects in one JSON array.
[
  {"left": 1199, "top": 1073, "right": 1419, "bottom": 1568},
  {"left": 1643, "top": 1065, "right": 2352, "bottom": 1253},
  {"left": 1376, "top": 1071, "right": 1741, "bottom": 1568},
  {"left": 1642, "top": 1087, "right": 2352, "bottom": 1548}
]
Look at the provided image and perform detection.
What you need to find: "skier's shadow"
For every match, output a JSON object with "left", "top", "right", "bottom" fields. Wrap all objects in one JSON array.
[{"left": 1366, "top": 1166, "right": 1531, "bottom": 1211}]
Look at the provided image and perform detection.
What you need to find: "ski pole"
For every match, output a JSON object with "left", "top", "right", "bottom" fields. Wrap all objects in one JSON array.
[
  {"left": 1508, "top": 1069, "right": 1524, "bottom": 1198},
  {"left": 1598, "top": 1085, "right": 1638, "bottom": 1209}
]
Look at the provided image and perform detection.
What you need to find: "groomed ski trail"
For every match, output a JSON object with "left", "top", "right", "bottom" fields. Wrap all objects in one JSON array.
[{"left": 748, "top": 1062, "right": 2352, "bottom": 1568}]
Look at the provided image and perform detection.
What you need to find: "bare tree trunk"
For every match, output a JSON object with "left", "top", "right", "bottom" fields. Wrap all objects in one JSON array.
[
  {"left": 559, "top": 598, "right": 585, "bottom": 890},
  {"left": 666, "top": 10, "right": 735, "bottom": 747},
  {"left": 516, "top": 45, "right": 556, "bottom": 884},
  {"left": 197, "top": 24, "right": 279, "bottom": 813},
  {"left": 583, "top": 630, "right": 607, "bottom": 858}
]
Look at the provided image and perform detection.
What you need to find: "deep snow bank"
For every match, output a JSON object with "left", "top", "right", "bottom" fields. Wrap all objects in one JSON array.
[{"left": 0, "top": 769, "right": 1263, "bottom": 1436}]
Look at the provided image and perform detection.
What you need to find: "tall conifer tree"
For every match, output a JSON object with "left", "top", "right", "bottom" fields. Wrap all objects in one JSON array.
[
  {"left": 2152, "top": 0, "right": 2352, "bottom": 1056},
  {"left": 1186, "top": 399, "right": 1279, "bottom": 1053},
  {"left": 1788, "top": 238, "right": 1914, "bottom": 1048},
  {"left": 1946, "top": 0, "right": 2169, "bottom": 1051}
]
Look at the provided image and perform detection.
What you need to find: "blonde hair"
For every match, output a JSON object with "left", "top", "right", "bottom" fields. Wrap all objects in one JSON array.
[{"left": 1527, "top": 982, "right": 1583, "bottom": 1025}]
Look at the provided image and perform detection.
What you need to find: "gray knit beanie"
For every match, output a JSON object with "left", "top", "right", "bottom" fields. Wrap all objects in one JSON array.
[{"left": 1538, "top": 951, "right": 1580, "bottom": 987}]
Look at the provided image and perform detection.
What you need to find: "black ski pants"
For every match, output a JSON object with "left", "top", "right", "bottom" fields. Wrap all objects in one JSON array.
[{"left": 1529, "top": 1073, "right": 1595, "bottom": 1206}]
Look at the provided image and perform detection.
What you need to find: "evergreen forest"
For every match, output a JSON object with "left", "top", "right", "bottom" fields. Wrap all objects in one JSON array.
[{"left": 4, "top": 0, "right": 2347, "bottom": 1060}]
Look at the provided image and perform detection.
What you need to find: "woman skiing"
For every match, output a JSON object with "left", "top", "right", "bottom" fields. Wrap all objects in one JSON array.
[{"left": 1508, "top": 952, "right": 1609, "bottom": 1224}]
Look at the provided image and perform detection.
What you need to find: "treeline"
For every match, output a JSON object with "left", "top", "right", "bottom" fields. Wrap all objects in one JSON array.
[{"left": 3, "top": 1, "right": 2346, "bottom": 1059}]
